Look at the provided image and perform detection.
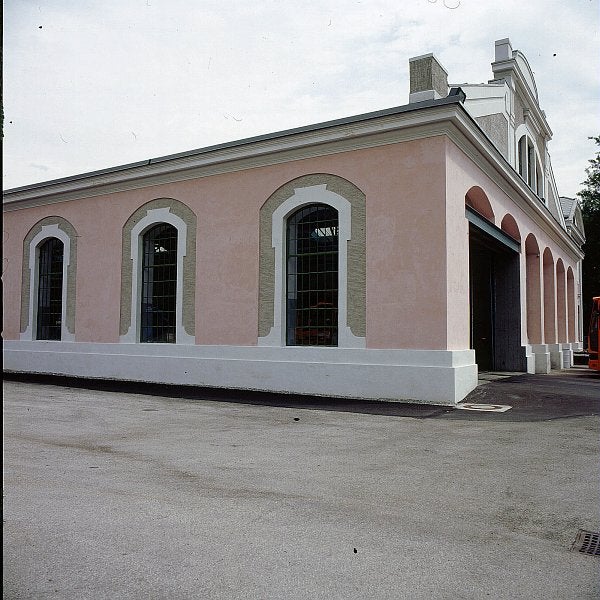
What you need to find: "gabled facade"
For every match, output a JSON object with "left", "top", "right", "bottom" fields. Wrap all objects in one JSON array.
[
  {"left": 2, "top": 39, "right": 585, "bottom": 405},
  {"left": 560, "top": 196, "right": 586, "bottom": 248},
  {"left": 456, "top": 39, "right": 565, "bottom": 222}
]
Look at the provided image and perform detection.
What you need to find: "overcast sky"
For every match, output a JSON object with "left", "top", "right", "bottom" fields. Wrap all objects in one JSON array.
[{"left": 3, "top": 0, "right": 599, "bottom": 197}]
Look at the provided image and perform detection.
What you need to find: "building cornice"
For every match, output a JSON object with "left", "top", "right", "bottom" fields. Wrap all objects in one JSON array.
[
  {"left": 445, "top": 108, "right": 582, "bottom": 260},
  {"left": 491, "top": 57, "right": 552, "bottom": 139},
  {"left": 3, "top": 94, "right": 580, "bottom": 260},
  {"left": 3, "top": 96, "right": 464, "bottom": 210}
]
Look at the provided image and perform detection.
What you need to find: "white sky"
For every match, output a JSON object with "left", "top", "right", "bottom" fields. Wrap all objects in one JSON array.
[{"left": 3, "top": 0, "right": 599, "bottom": 197}]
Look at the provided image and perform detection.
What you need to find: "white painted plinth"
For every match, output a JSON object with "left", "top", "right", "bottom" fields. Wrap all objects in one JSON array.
[
  {"left": 560, "top": 343, "right": 573, "bottom": 368},
  {"left": 3, "top": 341, "right": 478, "bottom": 405},
  {"left": 530, "top": 344, "right": 551, "bottom": 374},
  {"left": 547, "top": 343, "right": 564, "bottom": 370}
]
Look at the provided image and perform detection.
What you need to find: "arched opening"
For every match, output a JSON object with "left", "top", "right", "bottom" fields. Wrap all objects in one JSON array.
[
  {"left": 465, "top": 186, "right": 495, "bottom": 223},
  {"left": 517, "top": 134, "right": 544, "bottom": 197},
  {"left": 518, "top": 135, "right": 527, "bottom": 180},
  {"left": 140, "top": 223, "right": 178, "bottom": 343},
  {"left": 286, "top": 204, "right": 339, "bottom": 346},
  {"left": 543, "top": 248, "right": 556, "bottom": 343},
  {"left": 567, "top": 267, "right": 576, "bottom": 342},
  {"left": 467, "top": 192, "right": 522, "bottom": 371},
  {"left": 525, "top": 234, "right": 542, "bottom": 344},
  {"left": 21, "top": 218, "right": 77, "bottom": 342},
  {"left": 258, "top": 176, "right": 365, "bottom": 349},
  {"left": 501, "top": 214, "right": 521, "bottom": 242},
  {"left": 36, "top": 237, "right": 64, "bottom": 341},
  {"left": 556, "top": 259, "right": 566, "bottom": 342},
  {"left": 120, "top": 199, "right": 196, "bottom": 345}
]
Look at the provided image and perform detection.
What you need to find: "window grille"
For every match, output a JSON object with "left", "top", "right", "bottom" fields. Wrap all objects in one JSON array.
[
  {"left": 286, "top": 204, "right": 338, "bottom": 346},
  {"left": 140, "top": 223, "right": 178, "bottom": 343},
  {"left": 36, "top": 237, "right": 64, "bottom": 340}
]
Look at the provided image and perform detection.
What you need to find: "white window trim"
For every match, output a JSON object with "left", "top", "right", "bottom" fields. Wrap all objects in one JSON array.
[
  {"left": 22, "top": 224, "right": 74, "bottom": 342},
  {"left": 258, "top": 184, "right": 365, "bottom": 349},
  {"left": 515, "top": 125, "right": 545, "bottom": 200},
  {"left": 120, "top": 207, "right": 194, "bottom": 344}
]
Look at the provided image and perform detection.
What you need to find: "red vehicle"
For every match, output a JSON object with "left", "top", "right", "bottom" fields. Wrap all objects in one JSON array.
[
  {"left": 294, "top": 302, "right": 338, "bottom": 346},
  {"left": 588, "top": 296, "right": 600, "bottom": 371}
]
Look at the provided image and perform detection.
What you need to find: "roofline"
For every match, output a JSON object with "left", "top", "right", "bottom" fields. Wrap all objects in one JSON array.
[
  {"left": 491, "top": 55, "right": 552, "bottom": 139},
  {"left": 446, "top": 102, "right": 583, "bottom": 259},
  {"left": 3, "top": 91, "right": 466, "bottom": 197},
  {"left": 2, "top": 88, "right": 581, "bottom": 258}
]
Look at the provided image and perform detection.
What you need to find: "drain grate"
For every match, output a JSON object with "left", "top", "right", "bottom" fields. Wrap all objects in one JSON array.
[
  {"left": 456, "top": 403, "right": 512, "bottom": 413},
  {"left": 571, "top": 529, "right": 600, "bottom": 556}
]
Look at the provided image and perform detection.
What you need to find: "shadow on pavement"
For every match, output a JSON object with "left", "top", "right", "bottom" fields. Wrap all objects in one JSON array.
[
  {"left": 445, "top": 367, "right": 600, "bottom": 422},
  {"left": 3, "top": 372, "right": 451, "bottom": 418},
  {"left": 4, "top": 368, "right": 599, "bottom": 422}
]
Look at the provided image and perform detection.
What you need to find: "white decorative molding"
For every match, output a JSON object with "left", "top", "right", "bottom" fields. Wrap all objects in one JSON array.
[
  {"left": 447, "top": 111, "right": 582, "bottom": 260},
  {"left": 3, "top": 340, "right": 477, "bottom": 405},
  {"left": 4, "top": 101, "right": 581, "bottom": 261},
  {"left": 3, "top": 114, "right": 458, "bottom": 211},
  {"left": 121, "top": 207, "right": 195, "bottom": 345},
  {"left": 258, "top": 184, "right": 365, "bottom": 349},
  {"left": 21, "top": 224, "right": 74, "bottom": 342}
]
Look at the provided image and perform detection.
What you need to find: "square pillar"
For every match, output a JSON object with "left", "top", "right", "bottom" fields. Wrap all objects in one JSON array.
[
  {"left": 530, "top": 344, "right": 551, "bottom": 374},
  {"left": 547, "top": 343, "right": 563, "bottom": 370}
]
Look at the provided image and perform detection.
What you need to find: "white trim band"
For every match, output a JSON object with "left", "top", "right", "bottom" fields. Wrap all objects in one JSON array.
[{"left": 4, "top": 341, "right": 477, "bottom": 405}]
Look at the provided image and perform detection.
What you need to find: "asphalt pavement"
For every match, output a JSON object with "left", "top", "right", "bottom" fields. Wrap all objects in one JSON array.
[{"left": 3, "top": 369, "right": 600, "bottom": 599}]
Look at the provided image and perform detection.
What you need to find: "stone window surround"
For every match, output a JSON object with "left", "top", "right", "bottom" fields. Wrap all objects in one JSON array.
[
  {"left": 516, "top": 124, "right": 544, "bottom": 199},
  {"left": 21, "top": 221, "right": 76, "bottom": 342},
  {"left": 258, "top": 181, "right": 366, "bottom": 348},
  {"left": 120, "top": 202, "right": 195, "bottom": 345}
]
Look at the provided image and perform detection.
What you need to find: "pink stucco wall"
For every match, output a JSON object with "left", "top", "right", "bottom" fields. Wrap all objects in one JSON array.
[
  {"left": 444, "top": 138, "right": 581, "bottom": 347},
  {"left": 9, "top": 135, "right": 543, "bottom": 352},
  {"left": 362, "top": 137, "right": 449, "bottom": 349}
]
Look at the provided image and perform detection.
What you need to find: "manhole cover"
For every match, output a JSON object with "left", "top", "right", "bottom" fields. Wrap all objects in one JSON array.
[
  {"left": 571, "top": 529, "right": 600, "bottom": 556},
  {"left": 456, "top": 403, "right": 512, "bottom": 413}
]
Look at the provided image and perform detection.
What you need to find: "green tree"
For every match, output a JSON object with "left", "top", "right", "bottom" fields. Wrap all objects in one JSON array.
[{"left": 577, "top": 135, "right": 600, "bottom": 342}]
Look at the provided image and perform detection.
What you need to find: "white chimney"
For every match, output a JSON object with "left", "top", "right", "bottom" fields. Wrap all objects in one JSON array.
[{"left": 494, "top": 38, "right": 513, "bottom": 62}]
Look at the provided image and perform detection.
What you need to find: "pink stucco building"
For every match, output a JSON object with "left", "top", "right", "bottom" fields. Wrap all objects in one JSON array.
[{"left": 2, "top": 39, "right": 585, "bottom": 405}]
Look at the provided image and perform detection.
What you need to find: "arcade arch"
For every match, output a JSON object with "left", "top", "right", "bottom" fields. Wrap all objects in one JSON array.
[
  {"left": 567, "top": 267, "right": 576, "bottom": 342},
  {"left": 525, "top": 234, "right": 542, "bottom": 344},
  {"left": 465, "top": 186, "right": 495, "bottom": 223},
  {"left": 556, "top": 259, "right": 566, "bottom": 342},
  {"left": 543, "top": 248, "right": 556, "bottom": 343},
  {"left": 500, "top": 214, "right": 521, "bottom": 242},
  {"left": 466, "top": 189, "right": 522, "bottom": 371}
]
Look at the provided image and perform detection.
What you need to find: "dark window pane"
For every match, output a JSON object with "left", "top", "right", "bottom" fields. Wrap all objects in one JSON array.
[
  {"left": 286, "top": 204, "right": 338, "bottom": 346},
  {"left": 37, "top": 237, "right": 64, "bottom": 340},
  {"left": 140, "top": 223, "right": 177, "bottom": 343}
]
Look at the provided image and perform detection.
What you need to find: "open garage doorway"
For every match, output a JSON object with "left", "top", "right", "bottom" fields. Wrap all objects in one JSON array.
[{"left": 467, "top": 208, "right": 525, "bottom": 372}]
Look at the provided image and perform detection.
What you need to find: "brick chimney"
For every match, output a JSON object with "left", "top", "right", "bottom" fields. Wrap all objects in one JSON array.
[{"left": 409, "top": 53, "right": 448, "bottom": 103}]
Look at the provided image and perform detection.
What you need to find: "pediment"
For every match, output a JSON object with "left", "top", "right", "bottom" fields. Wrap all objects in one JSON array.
[
  {"left": 514, "top": 52, "right": 539, "bottom": 101},
  {"left": 574, "top": 204, "right": 585, "bottom": 235}
]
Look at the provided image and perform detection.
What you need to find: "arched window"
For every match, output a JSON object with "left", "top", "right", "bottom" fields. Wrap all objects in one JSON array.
[
  {"left": 518, "top": 135, "right": 527, "bottom": 179},
  {"left": 517, "top": 133, "right": 544, "bottom": 198},
  {"left": 527, "top": 142, "right": 536, "bottom": 191},
  {"left": 535, "top": 159, "right": 544, "bottom": 199},
  {"left": 36, "top": 237, "right": 64, "bottom": 340},
  {"left": 21, "top": 219, "right": 77, "bottom": 342},
  {"left": 286, "top": 204, "right": 339, "bottom": 346},
  {"left": 120, "top": 200, "right": 196, "bottom": 345},
  {"left": 140, "top": 223, "right": 178, "bottom": 343},
  {"left": 258, "top": 177, "right": 365, "bottom": 349}
]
